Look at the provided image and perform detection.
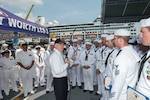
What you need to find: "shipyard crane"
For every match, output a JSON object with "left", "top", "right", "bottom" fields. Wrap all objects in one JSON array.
[{"left": 25, "top": 4, "right": 34, "bottom": 20}]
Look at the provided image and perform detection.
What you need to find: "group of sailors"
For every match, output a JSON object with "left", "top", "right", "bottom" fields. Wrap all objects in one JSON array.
[{"left": 0, "top": 17, "right": 150, "bottom": 100}]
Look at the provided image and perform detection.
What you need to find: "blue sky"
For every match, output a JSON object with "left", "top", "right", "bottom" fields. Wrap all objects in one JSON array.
[{"left": 0, "top": 0, "right": 101, "bottom": 25}]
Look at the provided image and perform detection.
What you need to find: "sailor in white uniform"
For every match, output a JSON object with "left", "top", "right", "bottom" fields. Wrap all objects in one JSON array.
[
  {"left": 34, "top": 45, "right": 46, "bottom": 87},
  {"left": 1, "top": 43, "right": 12, "bottom": 56},
  {"left": 0, "top": 50, "right": 18, "bottom": 96},
  {"left": 80, "top": 42, "right": 96, "bottom": 93},
  {"left": 0, "top": 65, "right": 3, "bottom": 99},
  {"left": 45, "top": 42, "right": 55, "bottom": 93},
  {"left": 0, "top": 50, "right": 4, "bottom": 99},
  {"left": 68, "top": 39, "right": 82, "bottom": 89},
  {"left": 96, "top": 34, "right": 110, "bottom": 98},
  {"left": 104, "top": 35, "right": 119, "bottom": 100},
  {"left": 110, "top": 29, "right": 140, "bottom": 100},
  {"left": 136, "top": 17, "right": 150, "bottom": 98},
  {"left": 16, "top": 42, "right": 35, "bottom": 97}
]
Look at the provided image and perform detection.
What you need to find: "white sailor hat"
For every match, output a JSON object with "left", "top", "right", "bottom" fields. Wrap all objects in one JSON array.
[
  {"left": 85, "top": 42, "right": 92, "bottom": 45},
  {"left": 65, "top": 39, "right": 70, "bottom": 42},
  {"left": 35, "top": 45, "right": 41, "bottom": 49},
  {"left": 21, "top": 41, "right": 28, "bottom": 46},
  {"left": 72, "top": 39, "right": 78, "bottom": 43},
  {"left": 2, "top": 43, "right": 8, "bottom": 47},
  {"left": 94, "top": 38, "right": 99, "bottom": 43},
  {"left": 77, "top": 37, "right": 83, "bottom": 41},
  {"left": 85, "top": 39, "right": 91, "bottom": 42},
  {"left": 65, "top": 41, "right": 70, "bottom": 45},
  {"left": 0, "top": 49, "right": 9, "bottom": 54},
  {"left": 101, "top": 34, "right": 107, "bottom": 38},
  {"left": 52, "top": 38, "right": 57, "bottom": 41},
  {"left": 114, "top": 29, "right": 130, "bottom": 36},
  {"left": 140, "top": 17, "right": 150, "bottom": 28},
  {"left": 50, "top": 41, "right": 55, "bottom": 45},
  {"left": 106, "top": 35, "right": 114, "bottom": 40},
  {"left": 98, "top": 39, "right": 102, "bottom": 43}
]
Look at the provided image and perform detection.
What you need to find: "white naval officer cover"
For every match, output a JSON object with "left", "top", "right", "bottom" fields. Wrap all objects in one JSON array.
[{"left": 127, "top": 86, "right": 149, "bottom": 100}]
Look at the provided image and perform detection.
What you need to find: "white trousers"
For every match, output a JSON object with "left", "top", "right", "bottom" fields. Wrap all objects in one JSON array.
[
  {"left": 97, "top": 73, "right": 107, "bottom": 99},
  {"left": 20, "top": 68, "right": 33, "bottom": 96},
  {"left": 35, "top": 67, "right": 45, "bottom": 86},
  {"left": 3, "top": 69, "right": 18, "bottom": 95},
  {"left": 0, "top": 69, "right": 3, "bottom": 99},
  {"left": 46, "top": 70, "right": 53, "bottom": 91},
  {"left": 71, "top": 66, "right": 82, "bottom": 86},
  {"left": 83, "top": 67, "right": 94, "bottom": 91}
]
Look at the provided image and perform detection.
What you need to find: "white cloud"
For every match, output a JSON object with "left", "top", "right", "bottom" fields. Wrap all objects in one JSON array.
[
  {"left": 15, "top": 12, "right": 37, "bottom": 22},
  {"left": 0, "top": 0, "right": 43, "bottom": 9},
  {"left": 0, "top": 0, "right": 43, "bottom": 23}
]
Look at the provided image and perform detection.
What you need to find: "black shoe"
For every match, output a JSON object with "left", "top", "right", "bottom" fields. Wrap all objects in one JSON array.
[
  {"left": 72, "top": 86, "right": 76, "bottom": 89},
  {"left": 46, "top": 91, "right": 50, "bottom": 94},
  {"left": 78, "top": 86, "right": 82, "bottom": 89},
  {"left": 83, "top": 90, "right": 87, "bottom": 92},
  {"left": 89, "top": 91, "right": 93, "bottom": 94}
]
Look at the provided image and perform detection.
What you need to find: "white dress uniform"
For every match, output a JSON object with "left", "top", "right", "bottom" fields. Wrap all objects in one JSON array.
[
  {"left": 16, "top": 50, "right": 35, "bottom": 97},
  {"left": 34, "top": 51, "right": 46, "bottom": 87},
  {"left": 45, "top": 49, "right": 54, "bottom": 92},
  {"left": 110, "top": 45, "right": 140, "bottom": 100},
  {"left": 0, "top": 55, "right": 18, "bottom": 95},
  {"left": 93, "top": 46, "right": 100, "bottom": 85},
  {"left": 15, "top": 48, "right": 23, "bottom": 86},
  {"left": 78, "top": 44, "right": 84, "bottom": 83},
  {"left": 104, "top": 48, "right": 118, "bottom": 100},
  {"left": 68, "top": 46, "right": 82, "bottom": 87},
  {"left": 80, "top": 48, "right": 96, "bottom": 91},
  {"left": 0, "top": 61, "right": 3, "bottom": 99},
  {"left": 136, "top": 50, "right": 150, "bottom": 98},
  {"left": 96, "top": 46, "right": 111, "bottom": 97}
]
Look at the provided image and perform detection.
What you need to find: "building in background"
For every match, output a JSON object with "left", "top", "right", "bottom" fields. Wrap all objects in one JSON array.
[{"left": 47, "top": 17, "right": 140, "bottom": 40}]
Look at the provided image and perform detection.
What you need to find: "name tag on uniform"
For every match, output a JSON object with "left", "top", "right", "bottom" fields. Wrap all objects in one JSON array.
[
  {"left": 98, "top": 60, "right": 105, "bottom": 69},
  {"left": 127, "top": 86, "right": 149, "bottom": 100}
]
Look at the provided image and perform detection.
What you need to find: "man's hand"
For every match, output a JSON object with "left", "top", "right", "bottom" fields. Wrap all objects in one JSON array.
[
  {"left": 83, "top": 65, "right": 90, "bottom": 69},
  {"left": 96, "top": 69, "right": 100, "bottom": 74},
  {"left": 73, "top": 63, "right": 79, "bottom": 67},
  {"left": 66, "top": 59, "right": 70, "bottom": 65}
]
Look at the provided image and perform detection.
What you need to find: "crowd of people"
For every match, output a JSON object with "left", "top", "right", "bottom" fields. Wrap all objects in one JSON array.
[{"left": 0, "top": 17, "right": 150, "bottom": 100}]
